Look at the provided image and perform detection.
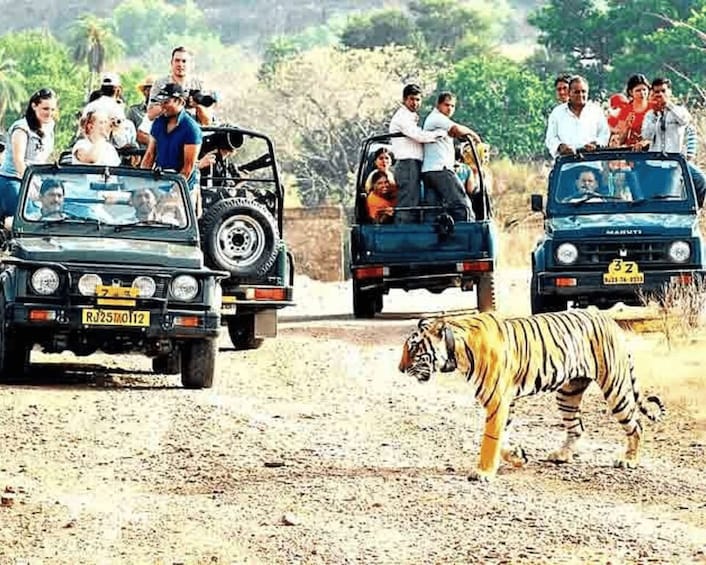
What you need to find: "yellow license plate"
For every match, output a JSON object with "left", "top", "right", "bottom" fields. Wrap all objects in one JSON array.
[
  {"left": 82, "top": 309, "right": 150, "bottom": 327},
  {"left": 603, "top": 259, "right": 645, "bottom": 285},
  {"left": 95, "top": 285, "right": 140, "bottom": 298}
]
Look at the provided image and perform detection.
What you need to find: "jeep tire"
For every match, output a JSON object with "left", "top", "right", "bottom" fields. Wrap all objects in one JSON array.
[
  {"left": 181, "top": 339, "right": 216, "bottom": 389},
  {"left": 227, "top": 315, "right": 264, "bottom": 350},
  {"left": 0, "top": 303, "right": 30, "bottom": 382},
  {"left": 200, "top": 197, "right": 279, "bottom": 277},
  {"left": 477, "top": 273, "right": 496, "bottom": 312}
]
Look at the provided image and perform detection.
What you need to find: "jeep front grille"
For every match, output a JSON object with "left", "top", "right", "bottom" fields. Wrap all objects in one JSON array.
[
  {"left": 68, "top": 270, "right": 169, "bottom": 298},
  {"left": 560, "top": 240, "right": 668, "bottom": 266}
]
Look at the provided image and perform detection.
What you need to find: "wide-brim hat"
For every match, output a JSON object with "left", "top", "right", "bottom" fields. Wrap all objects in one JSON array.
[{"left": 137, "top": 75, "right": 155, "bottom": 91}]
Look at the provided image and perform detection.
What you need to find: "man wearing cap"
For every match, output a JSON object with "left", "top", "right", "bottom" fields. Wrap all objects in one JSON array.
[
  {"left": 141, "top": 83, "right": 203, "bottom": 214},
  {"left": 146, "top": 46, "right": 212, "bottom": 126},
  {"left": 127, "top": 75, "right": 154, "bottom": 148}
]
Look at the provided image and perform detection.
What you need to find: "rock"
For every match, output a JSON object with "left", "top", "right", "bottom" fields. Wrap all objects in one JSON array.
[
  {"left": 281, "top": 513, "right": 301, "bottom": 526},
  {"left": 1, "top": 494, "right": 14, "bottom": 507}
]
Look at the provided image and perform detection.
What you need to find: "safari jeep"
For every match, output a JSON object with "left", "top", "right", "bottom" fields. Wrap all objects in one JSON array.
[
  {"left": 349, "top": 133, "right": 498, "bottom": 318},
  {"left": 0, "top": 164, "right": 226, "bottom": 388},
  {"left": 530, "top": 150, "right": 706, "bottom": 313},
  {"left": 197, "top": 125, "right": 294, "bottom": 349}
]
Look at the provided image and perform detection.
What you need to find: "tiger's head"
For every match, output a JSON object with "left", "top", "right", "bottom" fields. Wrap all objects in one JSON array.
[{"left": 398, "top": 318, "right": 458, "bottom": 382}]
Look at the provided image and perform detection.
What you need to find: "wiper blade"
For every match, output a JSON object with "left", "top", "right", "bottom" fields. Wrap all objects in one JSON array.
[
  {"left": 41, "top": 215, "right": 103, "bottom": 229},
  {"left": 569, "top": 191, "right": 625, "bottom": 204},
  {"left": 113, "top": 220, "right": 179, "bottom": 232}
]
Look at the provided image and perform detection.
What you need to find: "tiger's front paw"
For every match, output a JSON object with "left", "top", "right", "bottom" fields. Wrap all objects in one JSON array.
[
  {"left": 502, "top": 446, "right": 528, "bottom": 468},
  {"left": 467, "top": 468, "right": 496, "bottom": 483}
]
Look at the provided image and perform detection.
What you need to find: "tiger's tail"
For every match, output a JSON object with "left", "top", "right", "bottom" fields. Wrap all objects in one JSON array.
[
  {"left": 640, "top": 395, "right": 666, "bottom": 423},
  {"left": 627, "top": 351, "right": 666, "bottom": 423}
]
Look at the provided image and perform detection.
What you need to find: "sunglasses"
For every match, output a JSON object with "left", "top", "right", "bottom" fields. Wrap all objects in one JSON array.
[{"left": 31, "top": 88, "right": 56, "bottom": 102}]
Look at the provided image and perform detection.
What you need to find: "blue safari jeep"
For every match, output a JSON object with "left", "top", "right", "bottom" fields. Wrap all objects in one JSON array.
[
  {"left": 349, "top": 133, "right": 498, "bottom": 318},
  {"left": 530, "top": 150, "right": 706, "bottom": 313}
]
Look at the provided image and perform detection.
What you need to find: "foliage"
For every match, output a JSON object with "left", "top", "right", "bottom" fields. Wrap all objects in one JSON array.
[
  {"left": 0, "top": 30, "right": 88, "bottom": 152},
  {"left": 440, "top": 56, "right": 554, "bottom": 159},
  {"left": 113, "top": 0, "right": 214, "bottom": 57},
  {"left": 0, "top": 50, "right": 27, "bottom": 126},
  {"left": 529, "top": 0, "right": 706, "bottom": 95},
  {"left": 340, "top": 9, "right": 421, "bottom": 50}
]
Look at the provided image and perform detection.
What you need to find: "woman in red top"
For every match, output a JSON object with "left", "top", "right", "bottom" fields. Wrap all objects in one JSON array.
[{"left": 612, "top": 74, "right": 653, "bottom": 147}]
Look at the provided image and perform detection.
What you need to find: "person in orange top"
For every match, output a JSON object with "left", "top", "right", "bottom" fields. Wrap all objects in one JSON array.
[
  {"left": 366, "top": 170, "right": 397, "bottom": 223},
  {"left": 611, "top": 74, "right": 654, "bottom": 147}
]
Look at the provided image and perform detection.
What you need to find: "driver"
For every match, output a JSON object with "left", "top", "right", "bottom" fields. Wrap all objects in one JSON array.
[
  {"left": 129, "top": 187, "right": 158, "bottom": 221},
  {"left": 34, "top": 178, "right": 66, "bottom": 219},
  {"left": 576, "top": 169, "right": 599, "bottom": 194}
]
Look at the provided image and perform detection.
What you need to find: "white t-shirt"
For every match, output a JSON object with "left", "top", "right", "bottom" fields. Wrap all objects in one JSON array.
[{"left": 71, "top": 138, "right": 121, "bottom": 166}]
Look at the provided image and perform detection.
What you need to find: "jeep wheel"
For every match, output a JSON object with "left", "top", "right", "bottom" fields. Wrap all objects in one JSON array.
[
  {"left": 353, "top": 281, "right": 378, "bottom": 319},
  {"left": 227, "top": 315, "right": 264, "bottom": 350},
  {"left": 181, "top": 339, "right": 216, "bottom": 389},
  {"left": 201, "top": 197, "right": 279, "bottom": 277},
  {"left": 0, "top": 305, "right": 30, "bottom": 382},
  {"left": 477, "top": 273, "right": 496, "bottom": 312}
]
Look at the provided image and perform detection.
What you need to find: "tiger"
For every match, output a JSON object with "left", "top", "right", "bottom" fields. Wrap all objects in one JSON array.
[{"left": 398, "top": 308, "right": 665, "bottom": 482}]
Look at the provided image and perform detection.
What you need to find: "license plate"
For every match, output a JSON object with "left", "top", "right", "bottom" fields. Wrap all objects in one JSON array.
[
  {"left": 603, "top": 259, "right": 644, "bottom": 285},
  {"left": 82, "top": 309, "right": 150, "bottom": 327}
]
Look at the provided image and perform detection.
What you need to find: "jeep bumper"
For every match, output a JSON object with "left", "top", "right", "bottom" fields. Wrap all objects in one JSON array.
[
  {"left": 534, "top": 268, "right": 706, "bottom": 304},
  {"left": 352, "top": 259, "right": 493, "bottom": 293}
]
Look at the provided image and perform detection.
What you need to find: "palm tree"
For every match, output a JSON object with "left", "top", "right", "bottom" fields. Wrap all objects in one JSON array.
[
  {"left": 0, "top": 50, "right": 27, "bottom": 126},
  {"left": 66, "top": 15, "right": 125, "bottom": 95}
]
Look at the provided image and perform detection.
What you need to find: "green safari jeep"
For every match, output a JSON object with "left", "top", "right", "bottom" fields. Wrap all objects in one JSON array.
[{"left": 0, "top": 164, "right": 226, "bottom": 388}]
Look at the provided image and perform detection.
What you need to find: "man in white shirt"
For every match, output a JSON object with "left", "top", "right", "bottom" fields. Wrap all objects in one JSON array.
[
  {"left": 642, "top": 77, "right": 705, "bottom": 206},
  {"left": 545, "top": 75, "right": 610, "bottom": 159},
  {"left": 389, "top": 84, "right": 445, "bottom": 223},
  {"left": 421, "top": 92, "right": 480, "bottom": 222}
]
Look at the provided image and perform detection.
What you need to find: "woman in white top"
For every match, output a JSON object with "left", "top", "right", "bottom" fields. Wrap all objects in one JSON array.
[
  {"left": 72, "top": 110, "right": 121, "bottom": 166},
  {"left": 0, "top": 88, "right": 57, "bottom": 219}
]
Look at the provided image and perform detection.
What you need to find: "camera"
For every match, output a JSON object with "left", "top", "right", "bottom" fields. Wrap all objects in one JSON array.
[{"left": 189, "top": 90, "right": 218, "bottom": 108}]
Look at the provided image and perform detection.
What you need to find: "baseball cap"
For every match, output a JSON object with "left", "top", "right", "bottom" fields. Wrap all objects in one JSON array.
[
  {"left": 152, "top": 83, "right": 187, "bottom": 102},
  {"left": 101, "top": 72, "right": 121, "bottom": 87}
]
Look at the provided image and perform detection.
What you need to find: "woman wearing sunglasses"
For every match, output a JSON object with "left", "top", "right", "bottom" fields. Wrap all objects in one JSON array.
[{"left": 0, "top": 88, "right": 57, "bottom": 222}]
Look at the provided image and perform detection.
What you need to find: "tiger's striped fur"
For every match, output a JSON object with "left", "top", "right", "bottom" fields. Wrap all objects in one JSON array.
[{"left": 398, "top": 309, "right": 665, "bottom": 482}]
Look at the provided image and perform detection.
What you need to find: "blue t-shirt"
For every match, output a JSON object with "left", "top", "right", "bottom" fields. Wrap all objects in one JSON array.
[{"left": 150, "top": 110, "right": 202, "bottom": 173}]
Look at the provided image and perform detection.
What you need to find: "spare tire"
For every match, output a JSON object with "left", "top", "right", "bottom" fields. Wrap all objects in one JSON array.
[{"left": 200, "top": 197, "right": 279, "bottom": 276}]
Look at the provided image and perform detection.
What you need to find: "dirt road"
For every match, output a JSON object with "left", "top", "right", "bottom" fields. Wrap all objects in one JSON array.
[{"left": 1, "top": 276, "right": 705, "bottom": 564}]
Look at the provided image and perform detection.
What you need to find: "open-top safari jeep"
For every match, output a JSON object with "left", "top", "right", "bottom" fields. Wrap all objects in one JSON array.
[
  {"left": 349, "top": 133, "right": 498, "bottom": 318},
  {"left": 197, "top": 125, "right": 294, "bottom": 349},
  {"left": 530, "top": 149, "right": 706, "bottom": 313},
  {"left": 0, "top": 164, "right": 227, "bottom": 388}
]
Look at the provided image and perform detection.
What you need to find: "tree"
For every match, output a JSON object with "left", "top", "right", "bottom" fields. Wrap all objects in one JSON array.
[
  {"left": 113, "top": 0, "right": 213, "bottom": 58},
  {"left": 240, "top": 46, "right": 434, "bottom": 206},
  {"left": 340, "top": 9, "right": 421, "bottom": 50},
  {"left": 65, "top": 15, "right": 125, "bottom": 94},
  {"left": 440, "top": 56, "right": 554, "bottom": 159},
  {"left": 0, "top": 30, "right": 89, "bottom": 153},
  {"left": 0, "top": 50, "right": 27, "bottom": 127}
]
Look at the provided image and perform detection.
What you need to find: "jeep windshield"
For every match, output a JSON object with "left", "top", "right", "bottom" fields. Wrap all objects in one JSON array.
[
  {"left": 549, "top": 152, "right": 695, "bottom": 213},
  {"left": 18, "top": 168, "right": 189, "bottom": 229}
]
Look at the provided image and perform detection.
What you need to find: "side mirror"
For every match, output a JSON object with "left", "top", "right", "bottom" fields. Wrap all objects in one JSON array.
[{"left": 531, "top": 194, "right": 544, "bottom": 212}]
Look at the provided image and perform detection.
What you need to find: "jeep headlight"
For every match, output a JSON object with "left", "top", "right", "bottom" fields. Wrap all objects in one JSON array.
[
  {"left": 31, "top": 268, "right": 60, "bottom": 295},
  {"left": 132, "top": 276, "right": 156, "bottom": 298},
  {"left": 170, "top": 275, "right": 199, "bottom": 301},
  {"left": 555, "top": 243, "right": 578, "bottom": 265},
  {"left": 78, "top": 273, "right": 102, "bottom": 296},
  {"left": 668, "top": 241, "right": 690, "bottom": 263}
]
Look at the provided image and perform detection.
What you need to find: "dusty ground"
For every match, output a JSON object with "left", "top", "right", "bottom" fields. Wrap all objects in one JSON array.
[{"left": 0, "top": 272, "right": 705, "bottom": 565}]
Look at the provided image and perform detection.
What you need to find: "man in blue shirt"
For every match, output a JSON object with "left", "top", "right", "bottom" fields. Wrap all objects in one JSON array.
[
  {"left": 422, "top": 92, "right": 480, "bottom": 221},
  {"left": 141, "top": 83, "right": 203, "bottom": 214}
]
